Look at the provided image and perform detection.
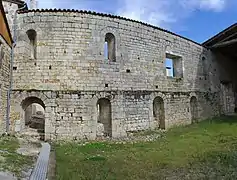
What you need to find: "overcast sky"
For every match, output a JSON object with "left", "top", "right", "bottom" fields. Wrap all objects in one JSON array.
[{"left": 27, "top": 0, "right": 237, "bottom": 43}]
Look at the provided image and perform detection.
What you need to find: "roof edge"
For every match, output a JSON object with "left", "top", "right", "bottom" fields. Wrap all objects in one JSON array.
[
  {"left": 18, "top": 8, "right": 203, "bottom": 47},
  {"left": 0, "top": 0, "right": 13, "bottom": 46},
  {"left": 202, "top": 23, "right": 237, "bottom": 46}
]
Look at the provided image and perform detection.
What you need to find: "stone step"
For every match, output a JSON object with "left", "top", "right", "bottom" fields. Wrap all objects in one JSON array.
[{"left": 20, "top": 128, "right": 45, "bottom": 141}]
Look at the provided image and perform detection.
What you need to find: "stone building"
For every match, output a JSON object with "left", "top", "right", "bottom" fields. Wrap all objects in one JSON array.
[
  {"left": 0, "top": 0, "right": 12, "bottom": 133},
  {"left": 1, "top": 0, "right": 237, "bottom": 140}
]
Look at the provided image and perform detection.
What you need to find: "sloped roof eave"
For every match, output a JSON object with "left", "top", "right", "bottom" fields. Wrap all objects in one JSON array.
[
  {"left": 203, "top": 23, "right": 237, "bottom": 47},
  {"left": 0, "top": 0, "right": 13, "bottom": 46}
]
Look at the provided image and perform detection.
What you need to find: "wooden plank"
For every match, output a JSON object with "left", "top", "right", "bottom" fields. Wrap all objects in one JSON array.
[{"left": 212, "top": 38, "right": 237, "bottom": 48}]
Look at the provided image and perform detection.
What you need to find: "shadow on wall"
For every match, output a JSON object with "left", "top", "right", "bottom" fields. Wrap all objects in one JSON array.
[
  {"left": 192, "top": 46, "right": 237, "bottom": 119},
  {"left": 214, "top": 51, "right": 237, "bottom": 115},
  {"left": 191, "top": 48, "right": 220, "bottom": 120}
]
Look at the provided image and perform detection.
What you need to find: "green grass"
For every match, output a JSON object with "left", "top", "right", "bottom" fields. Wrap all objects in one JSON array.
[
  {"left": 0, "top": 136, "right": 34, "bottom": 177},
  {"left": 55, "top": 116, "right": 237, "bottom": 180}
]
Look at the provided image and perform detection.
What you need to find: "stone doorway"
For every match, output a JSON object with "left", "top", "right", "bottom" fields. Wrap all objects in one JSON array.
[
  {"left": 22, "top": 97, "right": 45, "bottom": 140},
  {"left": 97, "top": 98, "right": 112, "bottom": 137},
  {"left": 190, "top": 96, "right": 198, "bottom": 123},
  {"left": 153, "top": 97, "right": 165, "bottom": 129}
]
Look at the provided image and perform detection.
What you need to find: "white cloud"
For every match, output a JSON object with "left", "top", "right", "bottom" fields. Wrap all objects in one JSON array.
[
  {"left": 34, "top": 0, "right": 93, "bottom": 10},
  {"left": 33, "top": 0, "right": 227, "bottom": 30},
  {"left": 181, "top": 0, "right": 226, "bottom": 12},
  {"left": 117, "top": 0, "right": 227, "bottom": 28},
  {"left": 117, "top": 0, "right": 176, "bottom": 28},
  {"left": 26, "top": 0, "right": 55, "bottom": 9}
]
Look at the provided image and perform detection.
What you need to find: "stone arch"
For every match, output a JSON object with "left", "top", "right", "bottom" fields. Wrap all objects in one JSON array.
[
  {"left": 21, "top": 96, "right": 45, "bottom": 140},
  {"left": 96, "top": 98, "right": 112, "bottom": 137},
  {"left": 12, "top": 91, "right": 51, "bottom": 140},
  {"left": 153, "top": 96, "right": 165, "bottom": 129},
  {"left": 190, "top": 96, "right": 198, "bottom": 123}
]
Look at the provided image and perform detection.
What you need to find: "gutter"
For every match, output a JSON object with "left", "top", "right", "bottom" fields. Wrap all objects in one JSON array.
[{"left": 5, "top": 2, "right": 27, "bottom": 133}]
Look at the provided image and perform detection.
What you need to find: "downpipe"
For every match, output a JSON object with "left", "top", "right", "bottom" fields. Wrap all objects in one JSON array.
[{"left": 5, "top": 3, "right": 27, "bottom": 133}]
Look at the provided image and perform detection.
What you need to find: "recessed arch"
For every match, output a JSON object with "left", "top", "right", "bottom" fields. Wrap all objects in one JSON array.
[
  {"left": 21, "top": 96, "right": 45, "bottom": 110},
  {"left": 153, "top": 96, "right": 165, "bottom": 129},
  {"left": 26, "top": 29, "right": 37, "bottom": 59},
  {"left": 105, "top": 33, "right": 116, "bottom": 62},
  {"left": 21, "top": 96, "right": 45, "bottom": 140},
  {"left": 97, "top": 98, "right": 112, "bottom": 137},
  {"left": 190, "top": 96, "right": 198, "bottom": 123}
]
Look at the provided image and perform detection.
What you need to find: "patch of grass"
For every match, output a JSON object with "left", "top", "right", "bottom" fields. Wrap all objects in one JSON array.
[
  {"left": 0, "top": 136, "right": 34, "bottom": 177},
  {"left": 55, "top": 116, "right": 237, "bottom": 180}
]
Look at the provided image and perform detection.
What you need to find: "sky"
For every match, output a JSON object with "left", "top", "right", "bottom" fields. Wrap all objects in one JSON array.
[{"left": 29, "top": 0, "right": 237, "bottom": 44}]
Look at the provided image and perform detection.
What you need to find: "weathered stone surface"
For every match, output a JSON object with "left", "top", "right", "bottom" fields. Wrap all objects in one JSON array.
[
  {"left": 0, "top": 35, "right": 11, "bottom": 134},
  {"left": 1, "top": 3, "right": 235, "bottom": 140}
]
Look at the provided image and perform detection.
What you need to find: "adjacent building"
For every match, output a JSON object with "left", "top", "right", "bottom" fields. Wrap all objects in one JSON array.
[{"left": 0, "top": 0, "right": 12, "bottom": 133}]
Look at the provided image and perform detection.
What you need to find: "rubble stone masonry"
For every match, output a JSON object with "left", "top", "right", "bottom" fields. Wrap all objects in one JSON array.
[
  {"left": 0, "top": 36, "right": 10, "bottom": 133},
  {"left": 7, "top": 10, "right": 232, "bottom": 140}
]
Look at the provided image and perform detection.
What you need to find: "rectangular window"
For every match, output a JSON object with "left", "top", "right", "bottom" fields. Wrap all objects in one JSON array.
[{"left": 165, "top": 53, "right": 183, "bottom": 78}]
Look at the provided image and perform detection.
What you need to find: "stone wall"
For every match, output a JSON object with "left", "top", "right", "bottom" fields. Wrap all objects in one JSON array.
[
  {"left": 9, "top": 10, "right": 224, "bottom": 140},
  {"left": 13, "top": 11, "right": 218, "bottom": 92},
  {"left": 0, "top": 36, "right": 11, "bottom": 133}
]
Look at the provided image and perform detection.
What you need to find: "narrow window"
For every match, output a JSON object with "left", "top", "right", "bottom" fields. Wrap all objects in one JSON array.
[
  {"left": 165, "top": 53, "right": 183, "bottom": 78},
  {"left": 26, "top": 29, "right": 37, "bottom": 59},
  {"left": 190, "top": 96, "right": 198, "bottom": 123},
  {"left": 202, "top": 56, "right": 207, "bottom": 76},
  {"left": 105, "top": 33, "right": 116, "bottom": 62}
]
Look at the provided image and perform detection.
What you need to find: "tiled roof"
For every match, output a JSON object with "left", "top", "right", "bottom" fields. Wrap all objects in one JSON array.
[{"left": 18, "top": 8, "right": 202, "bottom": 47}]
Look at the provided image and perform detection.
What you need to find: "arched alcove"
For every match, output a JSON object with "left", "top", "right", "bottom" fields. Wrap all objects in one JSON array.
[
  {"left": 153, "top": 96, "right": 165, "bottom": 129},
  {"left": 105, "top": 33, "right": 116, "bottom": 62},
  {"left": 26, "top": 29, "right": 37, "bottom": 59},
  {"left": 21, "top": 96, "right": 45, "bottom": 140},
  {"left": 97, "top": 98, "right": 112, "bottom": 137},
  {"left": 190, "top": 96, "right": 198, "bottom": 123}
]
